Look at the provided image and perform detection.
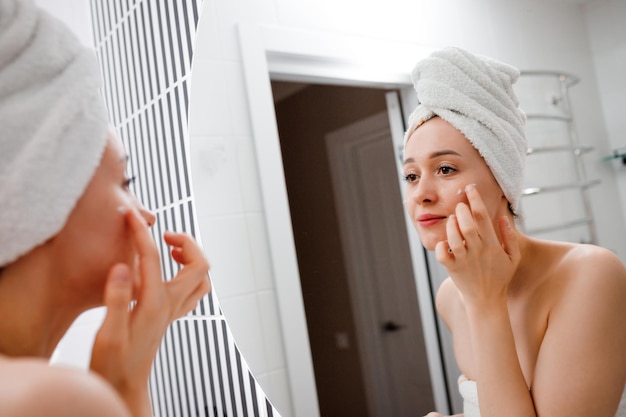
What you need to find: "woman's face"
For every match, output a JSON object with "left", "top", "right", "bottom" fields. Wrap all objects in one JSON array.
[
  {"left": 50, "top": 129, "right": 155, "bottom": 307},
  {"left": 403, "top": 117, "right": 508, "bottom": 251}
]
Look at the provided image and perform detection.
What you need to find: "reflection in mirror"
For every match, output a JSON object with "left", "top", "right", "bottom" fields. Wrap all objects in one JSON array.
[{"left": 189, "top": 1, "right": 626, "bottom": 417}]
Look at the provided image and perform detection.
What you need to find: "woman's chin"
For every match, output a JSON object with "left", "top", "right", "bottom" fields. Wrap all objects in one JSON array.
[{"left": 415, "top": 230, "right": 443, "bottom": 252}]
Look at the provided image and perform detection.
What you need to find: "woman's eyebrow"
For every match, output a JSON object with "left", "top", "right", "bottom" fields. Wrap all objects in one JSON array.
[
  {"left": 429, "top": 149, "right": 461, "bottom": 158},
  {"left": 403, "top": 149, "right": 461, "bottom": 165}
]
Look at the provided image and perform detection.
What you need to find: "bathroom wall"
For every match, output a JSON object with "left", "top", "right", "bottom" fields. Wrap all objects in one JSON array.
[
  {"left": 584, "top": 0, "right": 626, "bottom": 230},
  {"left": 189, "top": 0, "right": 626, "bottom": 414}
]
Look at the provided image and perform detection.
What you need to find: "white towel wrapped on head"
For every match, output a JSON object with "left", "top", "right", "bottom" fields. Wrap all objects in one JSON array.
[
  {"left": 0, "top": 0, "right": 109, "bottom": 266},
  {"left": 404, "top": 47, "right": 527, "bottom": 211}
]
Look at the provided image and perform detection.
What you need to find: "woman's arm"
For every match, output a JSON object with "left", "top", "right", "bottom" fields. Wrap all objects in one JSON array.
[
  {"left": 437, "top": 185, "right": 626, "bottom": 417},
  {"left": 437, "top": 184, "right": 534, "bottom": 417},
  {"left": 530, "top": 246, "right": 626, "bottom": 417}
]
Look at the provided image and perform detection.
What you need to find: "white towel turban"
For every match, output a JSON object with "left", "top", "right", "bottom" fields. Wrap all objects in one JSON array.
[
  {"left": 0, "top": 0, "right": 109, "bottom": 267},
  {"left": 404, "top": 47, "right": 527, "bottom": 211}
]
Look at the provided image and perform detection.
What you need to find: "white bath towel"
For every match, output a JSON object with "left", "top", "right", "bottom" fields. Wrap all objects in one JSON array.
[
  {"left": 404, "top": 47, "right": 527, "bottom": 211},
  {"left": 0, "top": 0, "right": 109, "bottom": 266},
  {"left": 458, "top": 375, "right": 480, "bottom": 417}
]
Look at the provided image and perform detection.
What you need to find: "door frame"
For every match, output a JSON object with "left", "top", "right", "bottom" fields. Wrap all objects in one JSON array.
[{"left": 237, "top": 23, "right": 446, "bottom": 416}]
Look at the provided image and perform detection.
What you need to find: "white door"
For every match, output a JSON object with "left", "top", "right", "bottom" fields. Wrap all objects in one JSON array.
[{"left": 326, "top": 109, "right": 435, "bottom": 417}]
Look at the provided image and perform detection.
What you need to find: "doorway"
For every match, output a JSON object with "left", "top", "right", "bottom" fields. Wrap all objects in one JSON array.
[{"left": 271, "top": 81, "right": 435, "bottom": 416}]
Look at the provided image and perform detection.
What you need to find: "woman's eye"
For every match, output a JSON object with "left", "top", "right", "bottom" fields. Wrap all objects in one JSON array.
[
  {"left": 123, "top": 175, "right": 136, "bottom": 189},
  {"left": 438, "top": 165, "right": 455, "bottom": 175},
  {"left": 403, "top": 173, "right": 418, "bottom": 183}
]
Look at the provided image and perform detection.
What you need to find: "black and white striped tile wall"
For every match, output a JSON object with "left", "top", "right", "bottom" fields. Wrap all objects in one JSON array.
[{"left": 89, "top": 1, "right": 280, "bottom": 416}]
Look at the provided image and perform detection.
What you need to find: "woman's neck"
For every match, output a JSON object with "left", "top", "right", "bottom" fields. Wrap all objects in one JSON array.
[{"left": 0, "top": 251, "right": 82, "bottom": 359}]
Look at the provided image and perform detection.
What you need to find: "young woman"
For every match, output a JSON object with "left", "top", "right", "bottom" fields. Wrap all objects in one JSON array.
[
  {"left": 402, "top": 47, "right": 626, "bottom": 417},
  {"left": 0, "top": 1, "right": 211, "bottom": 416}
]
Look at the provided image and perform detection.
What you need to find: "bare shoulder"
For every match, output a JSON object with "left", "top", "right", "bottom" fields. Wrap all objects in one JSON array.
[
  {"left": 531, "top": 243, "right": 626, "bottom": 416},
  {"left": 557, "top": 243, "right": 626, "bottom": 292},
  {"left": 0, "top": 357, "right": 131, "bottom": 417},
  {"left": 544, "top": 242, "right": 626, "bottom": 317}
]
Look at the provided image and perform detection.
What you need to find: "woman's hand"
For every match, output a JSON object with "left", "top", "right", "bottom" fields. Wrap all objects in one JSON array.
[
  {"left": 434, "top": 184, "right": 520, "bottom": 306},
  {"left": 89, "top": 208, "right": 211, "bottom": 416}
]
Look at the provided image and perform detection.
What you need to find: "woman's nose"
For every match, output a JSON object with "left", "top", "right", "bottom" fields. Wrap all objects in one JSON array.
[
  {"left": 133, "top": 196, "right": 156, "bottom": 227},
  {"left": 409, "top": 178, "right": 435, "bottom": 205},
  {"left": 139, "top": 205, "right": 156, "bottom": 227}
]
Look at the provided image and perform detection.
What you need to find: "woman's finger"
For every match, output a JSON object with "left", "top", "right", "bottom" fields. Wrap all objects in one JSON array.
[
  {"left": 164, "top": 232, "right": 209, "bottom": 268},
  {"left": 91, "top": 263, "right": 132, "bottom": 380},
  {"left": 454, "top": 202, "right": 479, "bottom": 248},
  {"left": 462, "top": 184, "right": 499, "bottom": 244},
  {"left": 435, "top": 240, "right": 454, "bottom": 265},
  {"left": 125, "top": 208, "right": 162, "bottom": 291},
  {"left": 499, "top": 216, "right": 520, "bottom": 261},
  {"left": 166, "top": 264, "right": 211, "bottom": 315},
  {"left": 98, "top": 263, "right": 132, "bottom": 342},
  {"left": 172, "top": 277, "right": 212, "bottom": 318},
  {"left": 446, "top": 214, "right": 465, "bottom": 255}
]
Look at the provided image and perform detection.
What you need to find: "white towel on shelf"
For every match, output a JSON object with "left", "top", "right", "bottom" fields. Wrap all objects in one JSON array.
[
  {"left": 0, "top": 0, "right": 109, "bottom": 266},
  {"left": 404, "top": 47, "right": 527, "bottom": 211}
]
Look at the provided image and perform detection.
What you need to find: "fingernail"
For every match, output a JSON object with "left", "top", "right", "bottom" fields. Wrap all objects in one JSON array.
[
  {"left": 110, "top": 264, "right": 129, "bottom": 283},
  {"left": 117, "top": 205, "right": 128, "bottom": 214},
  {"left": 503, "top": 216, "right": 511, "bottom": 228},
  {"left": 465, "top": 183, "right": 477, "bottom": 192}
]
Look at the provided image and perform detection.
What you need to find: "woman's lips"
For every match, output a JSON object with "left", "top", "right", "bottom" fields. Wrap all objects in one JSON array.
[{"left": 417, "top": 214, "right": 447, "bottom": 227}]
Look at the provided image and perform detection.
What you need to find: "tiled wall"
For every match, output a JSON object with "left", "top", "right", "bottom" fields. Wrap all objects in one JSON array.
[
  {"left": 585, "top": 0, "right": 626, "bottom": 232},
  {"left": 89, "top": 1, "right": 280, "bottom": 416}
]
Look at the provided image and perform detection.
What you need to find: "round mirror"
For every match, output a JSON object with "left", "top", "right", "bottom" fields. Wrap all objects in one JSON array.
[{"left": 188, "top": 1, "right": 626, "bottom": 417}]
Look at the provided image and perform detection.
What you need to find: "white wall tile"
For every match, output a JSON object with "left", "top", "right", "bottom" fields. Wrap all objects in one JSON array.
[
  {"left": 236, "top": 138, "right": 264, "bottom": 212},
  {"left": 198, "top": 213, "right": 256, "bottom": 298},
  {"left": 246, "top": 213, "right": 275, "bottom": 291},
  {"left": 584, "top": 0, "right": 626, "bottom": 247},
  {"left": 190, "top": 135, "right": 245, "bottom": 216},
  {"left": 257, "top": 290, "right": 287, "bottom": 371},
  {"left": 600, "top": 90, "right": 626, "bottom": 146},
  {"left": 222, "top": 62, "right": 253, "bottom": 137},
  {"left": 193, "top": 0, "right": 221, "bottom": 62},
  {"left": 219, "top": 294, "right": 268, "bottom": 374},
  {"left": 256, "top": 369, "right": 294, "bottom": 417},
  {"left": 214, "top": 0, "right": 279, "bottom": 62},
  {"left": 188, "top": 59, "right": 233, "bottom": 136}
]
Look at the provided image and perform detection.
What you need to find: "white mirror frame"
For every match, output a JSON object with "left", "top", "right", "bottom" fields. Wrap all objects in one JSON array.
[{"left": 237, "top": 22, "right": 448, "bottom": 417}]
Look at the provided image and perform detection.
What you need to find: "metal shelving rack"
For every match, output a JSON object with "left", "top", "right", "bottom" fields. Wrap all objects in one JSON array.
[{"left": 517, "top": 70, "right": 599, "bottom": 244}]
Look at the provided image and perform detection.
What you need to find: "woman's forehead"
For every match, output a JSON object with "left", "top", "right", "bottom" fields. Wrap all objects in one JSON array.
[{"left": 406, "top": 119, "right": 472, "bottom": 154}]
